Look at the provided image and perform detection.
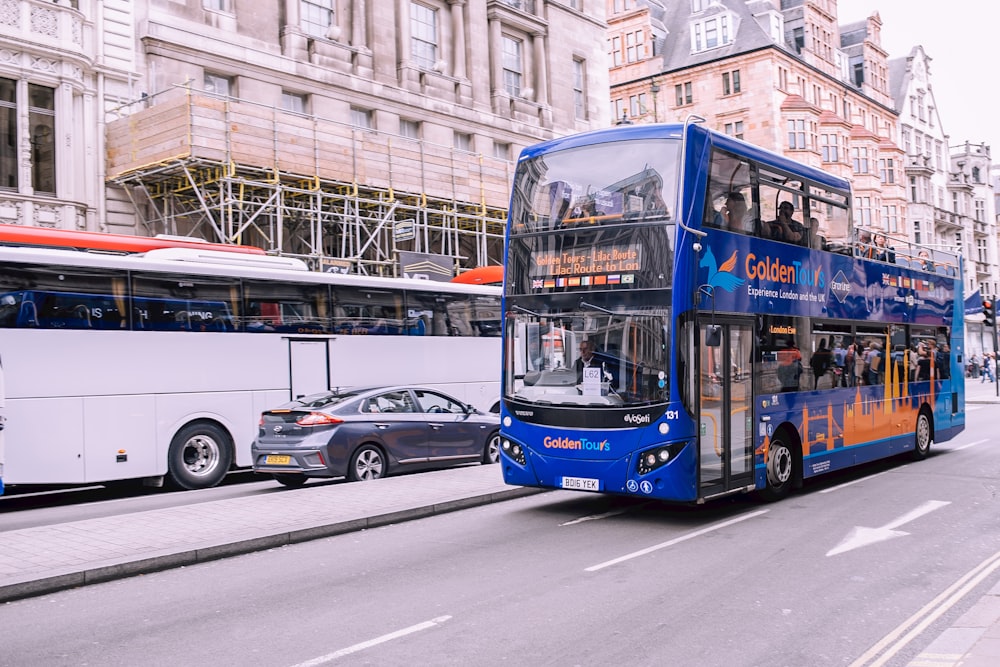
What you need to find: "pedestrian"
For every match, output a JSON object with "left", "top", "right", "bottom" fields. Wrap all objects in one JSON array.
[{"left": 982, "top": 352, "right": 995, "bottom": 383}]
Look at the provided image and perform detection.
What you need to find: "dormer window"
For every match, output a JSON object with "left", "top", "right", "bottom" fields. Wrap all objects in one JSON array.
[{"left": 690, "top": 13, "right": 731, "bottom": 53}]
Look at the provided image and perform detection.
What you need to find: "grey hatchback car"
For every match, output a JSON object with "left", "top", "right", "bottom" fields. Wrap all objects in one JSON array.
[{"left": 252, "top": 385, "right": 501, "bottom": 487}]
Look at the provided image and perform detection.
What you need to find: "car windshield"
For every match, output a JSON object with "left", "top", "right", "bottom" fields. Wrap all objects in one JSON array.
[{"left": 504, "top": 301, "right": 670, "bottom": 408}]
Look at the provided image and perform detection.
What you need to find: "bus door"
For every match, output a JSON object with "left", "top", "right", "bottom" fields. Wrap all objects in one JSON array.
[
  {"left": 288, "top": 339, "right": 330, "bottom": 400},
  {"left": 697, "top": 319, "right": 754, "bottom": 497}
]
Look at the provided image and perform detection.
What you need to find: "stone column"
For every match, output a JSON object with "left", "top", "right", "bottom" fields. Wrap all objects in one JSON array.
[
  {"left": 449, "top": 0, "right": 467, "bottom": 79},
  {"left": 351, "top": 0, "right": 367, "bottom": 48},
  {"left": 532, "top": 31, "right": 547, "bottom": 105}
]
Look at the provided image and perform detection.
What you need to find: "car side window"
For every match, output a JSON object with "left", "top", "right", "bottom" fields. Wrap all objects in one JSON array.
[
  {"left": 366, "top": 391, "right": 415, "bottom": 414},
  {"left": 414, "top": 390, "right": 464, "bottom": 414}
]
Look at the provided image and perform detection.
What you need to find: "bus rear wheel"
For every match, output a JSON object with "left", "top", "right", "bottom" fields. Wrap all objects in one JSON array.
[
  {"left": 166, "top": 423, "right": 232, "bottom": 490},
  {"left": 912, "top": 410, "right": 932, "bottom": 460},
  {"left": 760, "top": 435, "right": 794, "bottom": 502}
]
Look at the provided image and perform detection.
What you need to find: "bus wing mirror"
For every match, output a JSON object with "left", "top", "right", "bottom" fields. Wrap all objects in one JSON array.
[{"left": 705, "top": 325, "right": 722, "bottom": 347}]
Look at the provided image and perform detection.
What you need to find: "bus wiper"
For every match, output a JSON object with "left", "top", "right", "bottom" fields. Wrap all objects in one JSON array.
[
  {"left": 511, "top": 304, "right": 543, "bottom": 317},
  {"left": 579, "top": 300, "right": 616, "bottom": 315}
]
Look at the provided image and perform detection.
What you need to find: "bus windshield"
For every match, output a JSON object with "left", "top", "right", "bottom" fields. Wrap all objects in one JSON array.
[
  {"left": 504, "top": 301, "right": 669, "bottom": 408},
  {"left": 510, "top": 139, "right": 679, "bottom": 233}
]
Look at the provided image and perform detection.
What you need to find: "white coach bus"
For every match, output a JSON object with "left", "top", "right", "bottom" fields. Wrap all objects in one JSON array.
[{"left": 0, "top": 240, "right": 500, "bottom": 492}]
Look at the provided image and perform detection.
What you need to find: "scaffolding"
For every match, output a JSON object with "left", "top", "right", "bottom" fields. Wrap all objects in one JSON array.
[{"left": 105, "top": 86, "right": 512, "bottom": 275}]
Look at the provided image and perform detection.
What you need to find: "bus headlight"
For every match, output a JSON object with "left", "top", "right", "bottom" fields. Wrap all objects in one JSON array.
[
  {"left": 501, "top": 438, "right": 525, "bottom": 465},
  {"left": 636, "top": 442, "right": 687, "bottom": 475}
]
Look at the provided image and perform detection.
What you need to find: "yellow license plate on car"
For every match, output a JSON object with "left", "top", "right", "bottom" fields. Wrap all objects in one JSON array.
[{"left": 265, "top": 455, "right": 292, "bottom": 465}]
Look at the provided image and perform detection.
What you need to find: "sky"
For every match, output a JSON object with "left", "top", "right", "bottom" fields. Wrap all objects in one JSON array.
[{"left": 837, "top": 0, "right": 1000, "bottom": 155}]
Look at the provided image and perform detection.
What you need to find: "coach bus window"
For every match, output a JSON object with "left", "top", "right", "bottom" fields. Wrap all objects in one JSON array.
[
  {"left": 756, "top": 315, "right": 805, "bottom": 393},
  {"left": 809, "top": 186, "right": 850, "bottom": 252},
  {"left": 757, "top": 172, "right": 806, "bottom": 246},
  {"left": 244, "top": 281, "right": 329, "bottom": 334},
  {"left": 704, "top": 150, "right": 755, "bottom": 235},
  {"left": 404, "top": 291, "right": 500, "bottom": 337},
  {"left": 332, "top": 286, "right": 404, "bottom": 335},
  {"left": 855, "top": 325, "right": 888, "bottom": 386},
  {"left": 808, "top": 322, "right": 852, "bottom": 390},
  {"left": 0, "top": 265, "right": 123, "bottom": 329},
  {"left": 131, "top": 273, "right": 237, "bottom": 332}
]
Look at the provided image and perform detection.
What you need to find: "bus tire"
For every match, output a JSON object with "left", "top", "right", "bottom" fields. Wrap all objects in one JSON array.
[
  {"left": 759, "top": 434, "right": 795, "bottom": 502},
  {"left": 273, "top": 473, "right": 308, "bottom": 488},
  {"left": 482, "top": 431, "right": 500, "bottom": 464},
  {"left": 166, "top": 422, "right": 233, "bottom": 490},
  {"left": 348, "top": 444, "right": 386, "bottom": 481},
  {"left": 912, "top": 409, "right": 932, "bottom": 460}
]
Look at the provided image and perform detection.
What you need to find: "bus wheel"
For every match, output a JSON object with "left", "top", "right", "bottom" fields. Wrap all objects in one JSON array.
[
  {"left": 348, "top": 444, "right": 385, "bottom": 481},
  {"left": 482, "top": 431, "right": 501, "bottom": 464},
  {"left": 167, "top": 423, "right": 232, "bottom": 490},
  {"left": 912, "top": 410, "right": 932, "bottom": 460},
  {"left": 760, "top": 436, "right": 794, "bottom": 501},
  {"left": 273, "top": 473, "right": 308, "bottom": 488}
]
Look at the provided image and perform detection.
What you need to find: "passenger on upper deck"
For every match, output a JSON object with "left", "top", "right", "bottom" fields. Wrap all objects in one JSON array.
[
  {"left": 716, "top": 191, "right": 753, "bottom": 233},
  {"left": 872, "top": 234, "right": 895, "bottom": 263},
  {"left": 763, "top": 201, "right": 806, "bottom": 245}
]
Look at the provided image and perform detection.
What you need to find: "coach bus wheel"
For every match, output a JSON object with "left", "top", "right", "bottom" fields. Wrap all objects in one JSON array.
[
  {"left": 166, "top": 423, "right": 233, "bottom": 490},
  {"left": 912, "top": 410, "right": 932, "bottom": 461},
  {"left": 760, "top": 435, "right": 794, "bottom": 501},
  {"left": 273, "top": 473, "right": 308, "bottom": 488},
  {"left": 349, "top": 444, "right": 386, "bottom": 481},
  {"left": 482, "top": 432, "right": 501, "bottom": 464}
]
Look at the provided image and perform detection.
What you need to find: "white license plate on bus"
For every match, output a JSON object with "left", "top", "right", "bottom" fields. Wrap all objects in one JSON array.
[{"left": 561, "top": 476, "right": 601, "bottom": 491}]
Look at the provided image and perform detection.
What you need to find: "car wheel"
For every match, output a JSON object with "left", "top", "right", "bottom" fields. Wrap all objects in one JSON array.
[
  {"left": 167, "top": 422, "right": 232, "bottom": 490},
  {"left": 912, "top": 410, "right": 932, "bottom": 460},
  {"left": 482, "top": 431, "right": 500, "bottom": 464},
  {"left": 273, "top": 473, "right": 308, "bottom": 488},
  {"left": 758, "top": 434, "right": 794, "bottom": 502},
  {"left": 349, "top": 444, "right": 385, "bottom": 481}
]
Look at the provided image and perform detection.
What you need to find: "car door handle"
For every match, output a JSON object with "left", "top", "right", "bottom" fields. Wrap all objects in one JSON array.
[
  {"left": 374, "top": 423, "right": 391, "bottom": 429},
  {"left": 429, "top": 423, "right": 444, "bottom": 429}
]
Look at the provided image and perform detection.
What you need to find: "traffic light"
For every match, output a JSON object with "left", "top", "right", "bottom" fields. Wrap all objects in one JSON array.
[{"left": 984, "top": 298, "right": 996, "bottom": 329}]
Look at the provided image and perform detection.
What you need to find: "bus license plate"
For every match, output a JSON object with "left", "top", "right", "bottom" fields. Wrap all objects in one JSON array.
[
  {"left": 562, "top": 476, "right": 601, "bottom": 491},
  {"left": 265, "top": 455, "right": 291, "bottom": 465}
]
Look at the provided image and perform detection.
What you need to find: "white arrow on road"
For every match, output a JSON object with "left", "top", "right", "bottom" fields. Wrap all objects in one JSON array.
[{"left": 826, "top": 500, "right": 951, "bottom": 557}]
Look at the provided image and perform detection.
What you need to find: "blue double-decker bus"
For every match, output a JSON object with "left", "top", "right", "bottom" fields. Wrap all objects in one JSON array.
[{"left": 498, "top": 121, "right": 965, "bottom": 502}]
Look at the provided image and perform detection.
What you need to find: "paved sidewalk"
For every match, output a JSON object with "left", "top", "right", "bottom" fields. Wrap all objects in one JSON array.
[
  {"left": 0, "top": 379, "right": 996, "bottom": 665},
  {"left": 0, "top": 463, "right": 542, "bottom": 603}
]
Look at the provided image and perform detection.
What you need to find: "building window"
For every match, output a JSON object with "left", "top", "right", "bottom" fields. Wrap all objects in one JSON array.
[
  {"left": 204, "top": 0, "right": 232, "bottom": 11},
  {"left": 854, "top": 196, "right": 872, "bottom": 227},
  {"left": 0, "top": 78, "right": 18, "bottom": 190},
  {"left": 901, "top": 127, "right": 911, "bottom": 154},
  {"left": 975, "top": 199, "right": 985, "bottom": 222},
  {"left": 502, "top": 36, "right": 523, "bottom": 97},
  {"left": 28, "top": 83, "right": 55, "bottom": 195},
  {"left": 821, "top": 134, "right": 839, "bottom": 163},
  {"left": 350, "top": 107, "right": 372, "bottom": 129},
  {"left": 454, "top": 132, "right": 473, "bottom": 152},
  {"left": 722, "top": 70, "right": 740, "bottom": 96},
  {"left": 778, "top": 66, "right": 788, "bottom": 91},
  {"left": 301, "top": 0, "right": 334, "bottom": 39},
  {"left": 787, "top": 119, "right": 806, "bottom": 150},
  {"left": 609, "top": 36, "right": 622, "bottom": 67},
  {"left": 675, "top": 82, "right": 692, "bottom": 106},
  {"left": 399, "top": 119, "right": 420, "bottom": 139},
  {"left": 625, "top": 30, "right": 644, "bottom": 63},
  {"left": 410, "top": 2, "right": 438, "bottom": 70},
  {"left": 852, "top": 147, "right": 869, "bottom": 174},
  {"left": 629, "top": 93, "right": 647, "bottom": 119},
  {"left": 281, "top": 91, "right": 307, "bottom": 114},
  {"left": 723, "top": 121, "right": 743, "bottom": 140},
  {"left": 573, "top": 59, "right": 586, "bottom": 120},
  {"left": 493, "top": 142, "right": 510, "bottom": 160},
  {"left": 913, "top": 220, "right": 921, "bottom": 245},
  {"left": 203, "top": 72, "right": 232, "bottom": 97},
  {"left": 882, "top": 204, "right": 898, "bottom": 233},
  {"left": 879, "top": 158, "right": 894, "bottom": 184},
  {"left": 690, "top": 15, "right": 730, "bottom": 52}
]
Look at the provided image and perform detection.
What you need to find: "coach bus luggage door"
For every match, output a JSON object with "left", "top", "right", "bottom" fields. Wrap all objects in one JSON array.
[{"left": 698, "top": 319, "right": 754, "bottom": 497}]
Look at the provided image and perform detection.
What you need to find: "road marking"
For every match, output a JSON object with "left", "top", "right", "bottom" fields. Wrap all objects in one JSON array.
[
  {"left": 827, "top": 500, "right": 950, "bottom": 557},
  {"left": 584, "top": 510, "right": 769, "bottom": 572},
  {"left": 944, "top": 438, "right": 987, "bottom": 452},
  {"left": 819, "top": 470, "right": 892, "bottom": 493},
  {"left": 561, "top": 509, "right": 631, "bottom": 526},
  {"left": 849, "top": 549, "right": 1000, "bottom": 667},
  {"left": 289, "top": 615, "right": 452, "bottom": 666}
]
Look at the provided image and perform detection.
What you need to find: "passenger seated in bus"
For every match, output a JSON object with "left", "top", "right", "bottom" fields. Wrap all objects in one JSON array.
[
  {"left": 808, "top": 217, "right": 828, "bottom": 250},
  {"left": 856, "top": 231, "right": 875, "bottom": 258},
  {"left": 917, "top": 250, "right": 934, "bottom": 271},
  {"left": 872, "top": 234, "right": 895, "bottom": 263},
  {"left": 717, "top": 191, "right": 753, "bottom": 233},
  {"left": 763, "top": 202, "right": 806, "bottom": 245}
]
